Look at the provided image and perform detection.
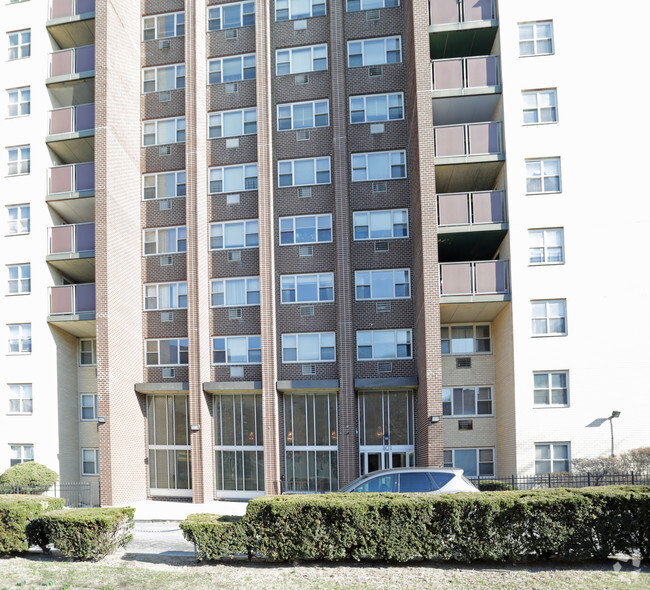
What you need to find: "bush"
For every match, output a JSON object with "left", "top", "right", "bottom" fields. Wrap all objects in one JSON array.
[
  {"left": 0, "top": 462, "right": 59, "bottom": 494},
  {"left": 182, "top": 486, "right": 650, "bottom": 563},
  {"left": 477, "top": 481, "right": 515, "bottom": 492},
  {"left": 27, "top": 507, "right": 135, "bottom": 561},
  {"left": 0, "top": 495, "right": 65, "bottom": 554},
  {"left": 179, "top": 514, "right": 247, "bottom": 560}
]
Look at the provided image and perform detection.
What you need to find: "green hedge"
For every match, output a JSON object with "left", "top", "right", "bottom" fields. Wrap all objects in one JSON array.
[
  {"left": 0, "top": 462, "right": 59, "bottom": 494},
  {"left": 181, "top": 486, "right": 650, "bottom": 562},
  {"left": 27, "top": 507, "right": 135, "bottom": 561},
  {"left": 0, "top": 495, "right": 65, "bottom": 554}
]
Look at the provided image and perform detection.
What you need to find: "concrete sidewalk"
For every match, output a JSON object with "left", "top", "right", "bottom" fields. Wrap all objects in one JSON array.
[{"left": 119, "top": 499, "right": 248, "bottom": 521}]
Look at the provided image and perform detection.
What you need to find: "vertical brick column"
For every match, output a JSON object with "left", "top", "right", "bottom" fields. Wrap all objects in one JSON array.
[
  {"left": 405, "top": 0, "right": 444, "bottom": 466},
  {"left": 185, "top": 0, "right": 213, "bottom": 503},
  {"left": 255, "top": 1, "right": 281, "bottom": 494},
  {"left": 329, "top": 2, "right": 357, "bottom": 486}
]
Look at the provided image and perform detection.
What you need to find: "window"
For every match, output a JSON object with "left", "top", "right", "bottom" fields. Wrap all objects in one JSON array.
[
  {"left": 211, "top": 277, "right": 260, "bottom": 306},
  {"left": 347, "top": 0, "right": 399, "bottom": 11},
  {"left": 144, "top": 282, "right": 188, "bottom": 310},
  {"left": 281, "top": 273, "right": 334, "bottom": 303},
  {"left": 209, "top": 163, "right": 258, "bottom": 193},
  {"left": 208, "top": 2, "right": 255, "bottom": 30},
  {"left": 212, "top": 335, "right": 261, "bottom": 364},
  {"left": 442, "top": 387, "right": 492, "bottom": 417},
  {"left": 145, "top": 338, "right": 188, "bottom": 366},
  {"left": 441, "top": 324, "right": 491, "bottom": 354},
  {"left": 143, "top": 11, "right": 184, "bottom": 40},
  {"left": 9, "top": 444, "right": 33, "bottom": 466},
  {"left": 282, "top": 332, "right": 335, "bottom": 362},
  {"left": 529, "top": 228, "right": 564, "bottom": 264},
  {"left": 443, "top": 448, "right": 494, "bottom": 477},
  {"left": 80, "top": 394, "right": 98, "bottom": 420},
  {"left": 278, "top": 157, "right": 331, "bottom": 187},
  {"left": 7, "top": 145, "right": 30, "bottom": 175},
  {"left": 351, "top": 150, "right": 406, "bottom": 181},
  {"left": 523, "top": 89, "right": 557, "bottom": 124},
  {"left": 8, "top": 323, "right": 30, "bottom": 354},
  {"left": 208, "top": 53, "right": 256, "bottom": 84},
  {"left": 142, "top": 64, "right": 185, "bottom": 93},
  {"left": 353, "top": 209, "right": 408, "bottom": 240},
  {"left": 276, "top": 44, "right": 328, "bottom": 75},
  {"left": 143, "top": 226, "right": 187, "bottom": 255},
  {"left": 7, "top": 205, "right": 29, "bottom": 234},
  {"left": 142, "top": 117, "right": 185, "bottom": 146},
  {"left": 531, "top": 300, "right": 567, "bottom": 336},
  {"left": 277, "top": 99, "right": 329, "bottom": 130},
  {"left": 279, "top": 214, "right": 332, "bottom": 245},
  {"left": 209, "top": 220, "right": 259, "bottom": 249},
  {"left": 7, "top": 87, "right": 30, "bottom": 117},
  {"left": 519, "top": 21, "right": 554, "bottom": 56},
  {"left": 209, "top": 108, "right": 257, "bottom": 138},
  {"left": 526, "top": 158, "right": 561, "bottom": 194},
  {"left": 534, "top": 371, "right": 568, "bottom": 406},
  {"left": 7, "top": 264, "right": 30, "bottom": 294},
  {"left": 535, "top": 443, "right": 570, "bottom": 474},
  {"left": 276, "top": 0, "right": 326, "bottom": 20},
  {"left": 347, "top": 36, "right": 401, "bottom": 67},
  {"left": 8, "top": 384, "right": 32, "bottom": 414},
  {"left": 350, "top": 92, "right": 404, "bottom": 124},
  {"left": 357, "top": 329, "right": 412, "bottom": 360},
  {"left": 7, "top": 30, "right": 30, "bottom": 60},
  {"left": 81, "top": 448, "right": 99, "bottom": 476},
  {"left": 143, "top": 171, "right": 186, "bottom": 200},
  {"left": 355, "top": 269, "right": 410, "bottom": 300},
  {"left": 79, "top": 338, "right": 96, "bottom": 366}
]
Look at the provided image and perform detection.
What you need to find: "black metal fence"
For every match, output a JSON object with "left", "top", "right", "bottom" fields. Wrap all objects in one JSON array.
[
  {"left": 0, "top": 481, "right": 100, "bottom": 507},
  {"left": 468, "top": 472, "right": 650, "bottom": 491}
]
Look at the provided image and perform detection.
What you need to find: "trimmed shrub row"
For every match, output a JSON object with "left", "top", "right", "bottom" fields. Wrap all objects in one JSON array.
[
  {"left": 0, "top": 462, "right": 59, "bottom": 495},
  {"left": 27, "top": 507, "right": 135, "bottom": 561},
  {"left": 181, "top": 486, "right": 650, "bottom": 563},
  {"left": 0, "top": 495, "right": 65, "bottom": 554}
]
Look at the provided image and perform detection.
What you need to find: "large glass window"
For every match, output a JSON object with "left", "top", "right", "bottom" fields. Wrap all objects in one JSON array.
[
  {"left": 528, "top": 228, "right": 564, "bottom": 264},
  {"left": 214, "top": 394, "right": 264, "bottom": 494},
  {"left": 144, "top": 282, "right": 188, "bottom": 310},
  {"left": 526, "top": 158, "right": 561, "bottom": 193},
  {"left": 355, "top": 269, "right": 410, "bottom": 300},
  {"left": 351, "top": 150, "right": 406, "bottom": 181},
  {"left": 281, "top": 273, "right": 334, "bottom": 303},
  {"left": 278, "top": 157, "right": 331, "bottom": 187},
  {"left": 444, "top": 448, "right": 494, "bottom": 477},
  {"left": 441, "top": 324, "right": 491, "bottom": 354},
  {"left": 284, "top": 393, "right": 338, "bottom": 493},
  {"left": 143, "top": 226, "right": 187, "bottom": 255},
  {"left": 7, "top": 264, "right": 30, "bottom": 294},
  {"left": 10, "top": 444, "right": 33, "bottom": 466},
  {"left": 142, "top": 117, "right": 185, "bottom": 146},
  {"left": 7, "top": 145, "right": 30, "bottom": 175},
  {"left": 8, "top": 30, "right": 30, "bottom": 60},
  {"left": 522, "top": 89, "right": 557, "bottom": 124},
  {"left": 81, "top": 449, "right": 99, "bottom": 476},
  {"left": 143, "top": 12, "right": 184, "bottom": 40},
  {"left": 7, "top": 87, "right": 30, "bottom": 118},
  {"left": 7, "top": 205, "right": 30, "bottom": 234},
  {"left": 353, "top": 209, "right": 408, "bottom": 240},
  {"left": 442, "top": 387, "right": 493, "bottom": 417},
  {"left": 276, "top": 0, "right": 326, "bottom": 20},
  {"left": 209, "top": 164, "right": 258, "bottom": 193},
  {"left": 147, "top": 395, "right": 191, "bottom": 493},
  {"left": 277, "top": 100, "right": 329, "bottom": 130},
  {"left": 357, "top": 329, "right": 412, "bottom": 360},
  {"left": 534, "top": 372, "right": 569, "bottom": 406},
  {"left": 531, "top": 300, "right": 567, "bottom": 336},
  {"left": 142, "top": 64, "right": 185, "bottom": 93},
  {"left": 208, "top": 54, "right": 256, "bottom": 84},
  {"left": 145, "top": 338, "right": 189, "bottom": 366},
  {"left": 209, "top": 108, "right": 257, "bottom": 138},
  {"left": 209, "top": 220, "right": 259, "bottom": 249},
  {"left": 211, "top": 277, "right": 260, "bottom": 307},
  {"left": 347, "top": 36, "right": 401, "bottom": 67},
  {"left": 212, "top": 336, "right": 262, "bottom": 365},
  {"left": 8, "top": 384, "right": 32, "bottom": 414},
  {"left": 347, "top": 0, "right": 399, "bottom": 11},
  {"left": 350, "top": 92, "right": 403, "bottom": 123},
  {"left": 535, "top": 443, "right": 570, "bottom": 474},
  {"left": 143, "top": 171, "right": 186, "bottom": 200},
  {"left": 8, "top": 323, "right": 31, "bottom": 354},
  {"left": 208, "top": 2, "right": 255, "bottom": 30},
  {"left": 276, "top": 44, "right": 328, "bottom": 75},
  {"left": 282, "top": 332, "right": 335, "bottom": 363},
  {"left": 279, "top": 214, "right": 332, "bottom": 245},
  {"left": 519, "top": 21, "right": 554, "bottom": 56}
]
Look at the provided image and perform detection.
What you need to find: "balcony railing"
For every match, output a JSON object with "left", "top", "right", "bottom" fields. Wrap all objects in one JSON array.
[
  {"left": 430, "top": 0, "right": 496, "bottom": 26},
  {"left": 48, "top": 223, "right": 95, "bottom": 255},
  {"left": 437, "top": 190, "right": 505, "bottom": 226},
  {"left": 49, "top": 283, "right": 95, "bottom": 315},
  {"left": 440, "top": 260, "right": 508, "bottom": 296},
  {"left": 432, "top": 55, "right": 499, "bottom": 91},
  {"left": 49, "top": 103, "right": 94, "bottom": 136},
  {"left": 50, "top": 0, "right": 95, "bottom": 19},
  {"left": 49, "top": 44, "right": 95, "bottom": 78},
  {"left": 48, "top": 162, "right": 94, "bottom": 194},
  {"left": 434, "top": 121, "right": 502, "bottom": 158}
]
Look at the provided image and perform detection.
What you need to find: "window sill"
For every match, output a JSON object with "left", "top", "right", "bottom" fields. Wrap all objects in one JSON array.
[
  {"left": 442, "top": 352, "right": 493, "bottom": 357},
  {"left": 6, "top": 352, "right": 31, "bottom": 356},
  {"left": 142, "top": 195, "right": 185, "bottom": 202},
  {"left": 519, "top": 53, "right": 555, "bottom": 58},
  {"left": 525, "top": 190, "right": 562, "bottom": 196},
  {"left": 79, "top": 364, "right": 97, "bottom": 368},
  {"left": 5, "top": 114, "right": 30, "bottom": 120},
  {"left": 6, "top": 412, "right": 32, "bottom": 416},
  {"left": 5, "top": 292, "right": 30, "bottom": 297},
  {"left": 443, "top": 414, "right": 494, "bottom": 419},
  {"left": 531, "top": 333, "right": 567, "bottom": 338},
  {"left": 4, "top": 233, "right": 30, "bottom": 237},
  {"left": 5, "top": 173, "right": 31, "bottom": 178},
  {"left": 523, "top": 121, "right": 559, "bottom": 127},
  {"left": 213, "top": 362, "right": 263, "bottom": 366},
  {"left": 528, "top": 261, "right": 565, "bottom": 267},
  {"left": 533, "top": 404, "right": 570, "bottom": 409},
  {"left": 211, "top": 304, "right": 261, "bottom": 308}
]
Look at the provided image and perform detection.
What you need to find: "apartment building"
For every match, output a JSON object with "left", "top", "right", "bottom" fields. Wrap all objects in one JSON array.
[{"left": 1, "top": 0, "right": 647, "bottom": 505}]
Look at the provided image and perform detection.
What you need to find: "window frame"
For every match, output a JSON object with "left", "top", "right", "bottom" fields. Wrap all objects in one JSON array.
[
  {"left": 442, "top": 386, "right": 493, "bottom": 418},
  {"left": 142, "top": 11, "right": 185, "bottom": 41},
  {"left": 525, "top": 157, "right": 561, "bottom": 194},
  {"left": 522, "top": 88, "right": 558, "bottom": 125},
  {"left": 81, "top": 448, "right": 100, "bottom": 476},
  {"left": 518, "top": 21, "right": 554, "bottom": 57},
  {"left": 535, "top": 442, "right": 570, "bottom": 474},
  {"left": 208, "top": 53, "right": 256, "bottom": 84},
  {"left": 347, "top": 35, "right": 402, "bottom": 68},
  {"left": 7, "top": 86, "right": 30, "bottom": 118},
  {"left": 275, "top": 43, "right": 328, "bottom": 75},
  {"left": 7, "top": 263, "right": 30, "bottom": 295},
  {"left": 280, "top": 272, "right": 334, "bottom": 304},
  {"left": 279, "top": 214, "right": 333, "bottom": 246},
  {"left": 210, "top": 276, "right": 261, "bottom": 307},
  {"left": 208, "top": 163, "right": 258, "bottom": 194},
  {"left": 278, "top": 156, "right": 331, "bottom": 187},
  {"left": 281, "top": 332, "right": 336, "bottom": 363},
  {"left": 144, "top": 281, "right": 188, "bottom": 311},
  {"left": 7, "top": 29, "right": 30, "bottom": 60},
  {"left": 142, "top": 116, "right": 186, "bottom": 146},
  {"left": 6, "top": 145, "right": 30, "bottom": 176},
  {"left": 531, "top": 299, "right": 567, "bottom": 337},
  {"left": 277, "top": 99, "right": 330, "bottom": 131},
  {"left": 533, "top": 371, "right": 569, "bottom": 407},
  {"left": 142, "top": 170, "right": 186, "bottom": 200},
  {"left": 351, "top": 150, "right": 406, "bottom": 182},
  {"left": 80, "top": 393, "right": 98, "bottom": 421},
  {"left": 145, "top": 338, "right": 189, "bottom": 367},
  {"left": 207, "top": 1, "right": 255, "bottom": 31},
  {"left": 276, "top": 0, "right": 327, "bottom": 21},
  {"left": 7, "top": 323, "right": 31, "bottom": 354},
  {"left": 8, "top": 383, "right": 32, "bottom": 415},
  {"left": 354, "top": 268, "right": 410, "bottom": 301},
  {"left": 349, "top": 92, "right": 404, "bottom": 124},
  {"left": 142, "top": 63, "right": 185, "bottom": 93},
  {"left": 79, "top": 338, "right": 96, "bottom": 366},
  {"left": 212, "top": 334, "right": 262, "bottom": 365},
  {"left": 9, "top": 443, "right": 33, "bottom": 466},
  {"left": 528, "top": 227, "right": 564, "bottom": 265},
  {"left": 209, "top": 219, "right": 259, "bottom": 250},
  {"left": 441, "top": 324, "right": 492, "bottom": 355},
  {"left": 356, "top": 329, "right": 413, "bottom": 361},
  {"left": 6, "top": 204, "right": 30, "bottom": 235},
  {"left": 143, "top": 225, "right": 187, "bottom": 255},
  {"left": 353, "top": 208, "right": 409, "bottom": 241},
  {"left": 346, "top": 0, "right": 400, "bottom": 11},
  {"left": 208, "top": 107, "right": 257, "bottom": 139},
  {"left": 443, "top": 447, "right": 495, "bottom": 477}
]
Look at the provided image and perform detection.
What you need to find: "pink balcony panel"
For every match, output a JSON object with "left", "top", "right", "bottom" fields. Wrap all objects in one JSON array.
[
  {"left": 472, "top": 191, "right": 504, "bottom": 224},
  {"left": 463, "top": 0, "right": 495, "bottom": 22},
  {"left": 49, "top": 165, "right": 73, "bottom": 194},
  {"left": 435, "top": 125, "right": 465, "bottom": 157},
  {"left": 468, "top": 122, "right": 500, "bottom": 155},
  {"left": 475, "top": 261, "right": 507, "bottom": 294},
  {"left": 51, "top": 286, "right": 74, "bottom": 314},
  {"left": 50, "top": 107, "right": 74, "bottom": 135},
  {"left": 441, "top": 263, "right": 472, "bottom": 295},
  {"left": 466, "top": 56, "right": 499, "bottom": 87},
  {"left": 433, "top": 59, "right": 463, "bottom": 90},
  {"left": 50, "top": 49, "right": 74, "bottom": 77},
  {"left": 430, "top": 0, "right": 460, "bottom": 25},
  {"left": 438, "top": 193, "right": 469, "bottom": 225},
  {"left": 50, "top": 225, "right": 74, "bottom": 254},
  {"left": 51, "top": 0, "right": 75, "bottom": 18}
]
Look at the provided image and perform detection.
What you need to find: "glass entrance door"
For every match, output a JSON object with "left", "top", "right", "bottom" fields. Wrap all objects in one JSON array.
[{"left": 358, "top": 390, "right": 414, "bottom": 475}]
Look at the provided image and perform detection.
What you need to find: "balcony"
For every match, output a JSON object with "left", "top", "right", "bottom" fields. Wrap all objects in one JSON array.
[
  {"left": 47, "top": 45, "right": 95, "bottom": 84},
  {"left": 439, "top": 260, "right": 509, "bottom": 323},
  {"left": 47, "top": 162, "right": 95, "bottom": 223},
  {"left": 429, "top": 0, "right": 498, "bottom": 59},
  {"left": 47, "top": 223, "right": 95, "bottom": 283},
  {"left": 48, "top": 283, "right": 96, "bottom": 336},
  {"left": 47, "top": 104, "right": 95, "bottom": 161},
  {"left": 47, "top": 0, "right": 95, "bottom": 48}
]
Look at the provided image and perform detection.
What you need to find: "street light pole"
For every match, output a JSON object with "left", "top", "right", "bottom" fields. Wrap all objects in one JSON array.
[{"left": 608, "top": 411, "right": 621, "bottom": 457}]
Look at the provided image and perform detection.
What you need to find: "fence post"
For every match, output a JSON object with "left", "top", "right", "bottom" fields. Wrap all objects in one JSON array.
[
  {"left": 587, "top": 472, "right": 590, "bottom": 487},
  {"left": 631, "top": 471, "right": 634, "bottom": 485},
  {"left": 511, "top": 474, "right": 515, "bottom": 489}
]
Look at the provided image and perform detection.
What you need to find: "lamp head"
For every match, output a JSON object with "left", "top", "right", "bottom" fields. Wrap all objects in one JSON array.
[{"left": 610, "top": 411, "right": 621, "bottom": 419}]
